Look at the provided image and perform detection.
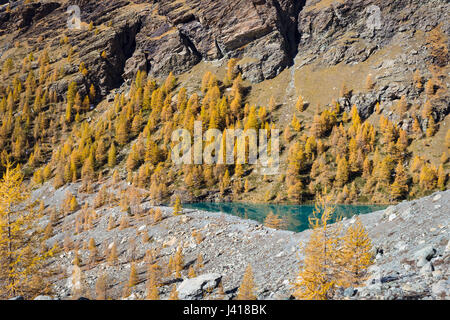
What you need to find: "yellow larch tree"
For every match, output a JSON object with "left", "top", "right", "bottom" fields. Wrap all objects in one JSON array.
[
  {"left": 146, "top": 263, "right": 160, "bottom": 300},
  {"left": 390, "top": 162, "right": 409, "bottom": 200},
  {"left": 168, "top": 285, "right": 179, "bottom": 300},
  {"left": 128, "top": 262, "right": 138, "bottom": 288},
  {"left": 293, "top": 194, "right": 342, "bottom": 300},
  {"left": 108, "top": 242, "right": 118, "bottom": 266},
  {"left": 236, "top": 264, "right": 257, "bottom": 300},
  {"left": 188, "top": 265, "right": 196, "bottom": 278},
  {"left": 335, "top": 157, "right": 349, "bottom": 187},
  {"left": 174, "top": 245, "right": 184, "bottom": 277},
  {"left": 95, "top": 273, "right": 108, "bottom": 300},
  {"left": 295, "top": 95, "right": 304, "bottom": 112},
  {"left": 173, "top": 196, "right": 182, "bottom": 215},
  {"left": 0, "top": 163, "right": 55, "bottom": 298},
  {"left": 437, "top": 164, "right": 447, "bottom": 190},
  {"left": 340, "top": 217, "right": 374, "bottom": 287},
  {"left": 226, "top": 58, "right": 238, "bottom": 84}
]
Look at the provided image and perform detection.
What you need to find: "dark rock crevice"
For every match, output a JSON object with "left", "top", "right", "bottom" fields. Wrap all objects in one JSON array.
[
  {"left": 87, "top": 18, "right": 143, "bottom": 97},
  {"left": 272, "top": 0, "right": 306, "bottom": 63}
]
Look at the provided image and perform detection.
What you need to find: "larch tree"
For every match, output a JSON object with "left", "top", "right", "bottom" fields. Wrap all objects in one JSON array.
[
  {"left": 335, "top": 157, "right": 349, "bottom": 187},
  {"left": 268, "top": 96, "right": 276, "bottom": 112},
  {"left": 291, "top": 114, "right": 301, "bottom": 132},
  {"left": 220, "top": 169, "right": 230, "bottom": 194},
  {"left": 412, "top": 116, "right": 422, "bottom": 136},
  {"left": 295, "top": 95, "right": 304, "bottom": 112},
  {"left": 419, "top": 164, "right": 438, "bottom": 191},
  {"left": 437, "top": 164, "right": 447, "bottom": 190},
  {"left": 426, "top": 116, "right": 436, "bottom": 137},
  {"left": 340, "top": 217, "right": 374, "bottom": 287},
  {"left": 390, "top": 162, "right": 409, "bottom": 200},
  {"left": 173, "top": 196, "right": 182, "bottom": 216},
  {"left": 128, "top": 263, "right": 139, "bottom": 288},
  {"left": 422, "top": 100, "right": 433, "bottom": 119},
  {"left": 236, "top": 264, "right": 257, "bottom": 300},
  {"left": 244, "top": 178, "right": 250, "bottom": 193},
  {"left": 108, "top": 242, "right": 118, "bottom": 266},
  {"left": 188, "top": 265, "right": 196, "bottom": 278},
  {"left": 174, "top": 246, "right": 184, "bottom": 277},
  {"left": 107, "top": 143, "right": 116, "bottom": 168},
  {"left": 425, "top": 78, "right": 435, "bottom": 96},
  {"left": 116, "top": 116, "right": 129, "bottom": 145},
  {"left": 95, "top": 273, "right": 108, "bottom": 300},
  {"left": 69, "top": 195, "right": 78, "bottom": 212},
  {"left": 427, "top": 25, "right": 449, "bottom": 67},
  {"left": 396, "top": 95, "right": 408, "bottom": 114},
  {"left": 88, "top": 238, "right": 97, "bottom": 266},
  {"left": 413, "top": 70, "right": 423, "bottom": 89},
  {"left": 365, "top": 74, "right": 374, "bottom": 90},
  {"left": 293, "top": 194, "right": 342, "bottom": 300},
  {"left": 146, "top": 263, "right": 160, "bottom": 300},
  {"left": 226, "top": 58, "right": 238, "bottom": 84},
  {"left": 168, "top": 285, "right": 179, "bottom": 300},
  {"left": 0, "top": 163, "right": 55, "bottom": 298}
]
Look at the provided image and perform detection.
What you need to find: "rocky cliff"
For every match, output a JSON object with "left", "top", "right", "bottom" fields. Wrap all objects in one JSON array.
[{"left": 1, "top": 0, "right": 448, "bottom": 103}]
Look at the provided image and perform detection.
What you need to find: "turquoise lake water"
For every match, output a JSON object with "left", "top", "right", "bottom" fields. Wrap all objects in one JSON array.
[{"left": 183, "top": 202, "right": 387, "bottom": 233}]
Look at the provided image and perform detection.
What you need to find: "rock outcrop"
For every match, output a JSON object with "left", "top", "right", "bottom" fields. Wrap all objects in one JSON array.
[{"left": 177, "top": 273, "right": 222, "bottom": 300}]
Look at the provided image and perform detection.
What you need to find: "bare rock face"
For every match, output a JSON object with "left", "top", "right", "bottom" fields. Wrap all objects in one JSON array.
[
  {"left": 122, "top": 49, "right": 148, "bottom": 82},
  {"left": 128, "top": 0, "right": 306, "bottom": 82},
  {"left": 63, "top": 0, "right": 306, "bottom": 84},
  {"left": 298, "top": 0, "right": 449, "bottom": 64},
  {"left": 0, "top": 1, "right": 61, "bottom": 33},
  {"left": 297, "top": 0, "right": 449, "bottom": 121}
]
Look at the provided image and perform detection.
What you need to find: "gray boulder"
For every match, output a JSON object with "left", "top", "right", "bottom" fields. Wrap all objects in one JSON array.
[
  {"left": 414, "top": 246, "right": 436, "bottom": 267},
  {"left": 343, "top": 287, "right": 356, "bottom": 297},
  {"left": 177, "top": 273, "right": 222, "bottom": 300},
  {"left": 419, "top": 262, "right": 434, "bottom": 276}
]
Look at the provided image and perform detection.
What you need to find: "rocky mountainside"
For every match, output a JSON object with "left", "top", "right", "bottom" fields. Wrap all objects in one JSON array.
[
  {"left": 1, "top": 0, "right": 448, "bottom": 109},
  {"left": 0, "top": 0, "right": 447, "bottom": 206},
  {"left": 0, "top": 1, "right": 448, "bottom": 197},
  {"left": 10, "top": 182, "right": 449, "bottom": 300}
]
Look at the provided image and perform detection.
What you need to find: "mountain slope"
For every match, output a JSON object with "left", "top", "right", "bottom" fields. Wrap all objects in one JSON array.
[{"left": 0, "top": 0, "right": 448, "bottom": 206}]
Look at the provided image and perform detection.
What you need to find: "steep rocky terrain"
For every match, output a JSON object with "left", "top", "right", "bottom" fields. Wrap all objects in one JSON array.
[
  {"left": 0, "top": 0, "right": 448, "bottom": 205},
  {"left": 1, "top": 0, "right": 447, "bottom": 104},
  {"left": 16, "top": 182, "right": 450, "bottom": 300}
]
